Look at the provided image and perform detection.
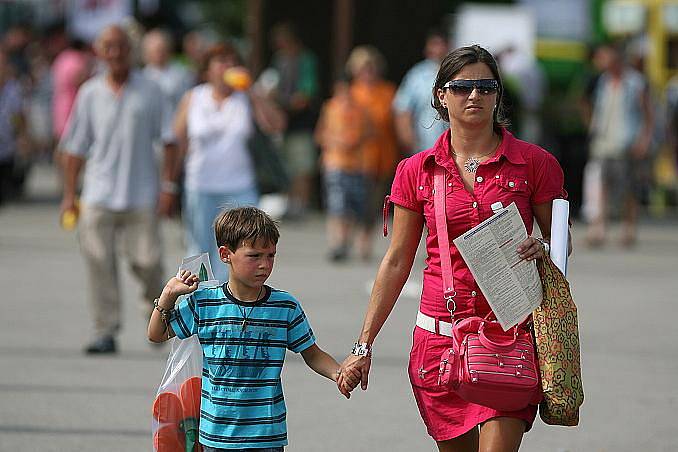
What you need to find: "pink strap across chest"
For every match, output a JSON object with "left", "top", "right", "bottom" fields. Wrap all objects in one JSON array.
[{"left": 433, "top": 165, "right": 457, "bottom": 316}]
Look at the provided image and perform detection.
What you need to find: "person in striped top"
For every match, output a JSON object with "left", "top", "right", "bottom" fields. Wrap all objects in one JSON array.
[{"left": 148, "top": 206, "right": 358, "bottom": 451}]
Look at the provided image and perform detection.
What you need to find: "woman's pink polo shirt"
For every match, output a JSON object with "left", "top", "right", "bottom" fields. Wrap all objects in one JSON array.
[{"left": 388, "top": 128, "right": 566, "bottom": 320}]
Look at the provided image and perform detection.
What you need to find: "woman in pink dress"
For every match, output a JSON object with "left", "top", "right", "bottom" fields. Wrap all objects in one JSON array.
[{"left": 338, "top": 45, "right": 570, "bottom": 451}]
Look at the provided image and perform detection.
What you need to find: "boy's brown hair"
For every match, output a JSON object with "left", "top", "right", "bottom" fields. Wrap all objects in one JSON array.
[{"left": 214, "top": 207, "right": 280, "bottom": 251}]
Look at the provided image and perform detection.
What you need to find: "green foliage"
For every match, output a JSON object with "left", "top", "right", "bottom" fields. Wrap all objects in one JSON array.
[{"left": 197, "top": 0, "right": 246, "bottom": 37}]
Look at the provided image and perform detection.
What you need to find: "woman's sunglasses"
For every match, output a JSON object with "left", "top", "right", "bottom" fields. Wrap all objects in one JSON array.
[{"left": 443, "top": 79, "right": 499, "bottom": 95}]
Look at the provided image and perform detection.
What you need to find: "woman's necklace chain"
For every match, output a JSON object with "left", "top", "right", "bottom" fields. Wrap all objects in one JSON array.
[
  {"left": 452, "top": 148, "right": 496, "bottom": 174},
  {"left": 226, "top": 283, "right": 264, "bottom": 331},
  {"left": 451, "top": 137, "right": 499, "bottom": 173}
]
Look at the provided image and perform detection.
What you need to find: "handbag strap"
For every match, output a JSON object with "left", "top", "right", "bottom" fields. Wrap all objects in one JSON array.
[{"left": 433, "top": 164, "right": 457, "bottom": 318}]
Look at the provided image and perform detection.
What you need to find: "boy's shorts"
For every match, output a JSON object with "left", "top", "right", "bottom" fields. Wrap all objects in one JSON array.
[
  {"left": 202, "top": 446, "right": 283, "bottom": 452},
  {"left": 324, "top": 170, "right": 368, "bottom": 221}
]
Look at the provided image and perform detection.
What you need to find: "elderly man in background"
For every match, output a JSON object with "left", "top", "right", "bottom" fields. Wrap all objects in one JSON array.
[{"left": 60, "top": 25, "right": 177, "bottom": 354}]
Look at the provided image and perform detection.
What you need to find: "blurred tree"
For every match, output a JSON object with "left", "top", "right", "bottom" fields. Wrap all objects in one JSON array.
[{"left": 197, "top": 0, "right": 246, "bottom": 37}]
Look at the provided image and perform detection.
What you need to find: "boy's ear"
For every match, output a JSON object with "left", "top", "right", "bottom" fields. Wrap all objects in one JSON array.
[{"left": 218, "top": 246, "right": 233, "bottom": 263}]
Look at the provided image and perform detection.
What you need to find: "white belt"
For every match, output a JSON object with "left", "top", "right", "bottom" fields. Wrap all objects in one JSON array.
[{"left": 416, "top": 311, "right": 454, "bottom": 338}]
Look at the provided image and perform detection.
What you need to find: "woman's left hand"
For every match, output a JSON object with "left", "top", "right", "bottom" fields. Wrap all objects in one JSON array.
[{"left": 516, "top": 237, "right": 546, "bottom": 261}]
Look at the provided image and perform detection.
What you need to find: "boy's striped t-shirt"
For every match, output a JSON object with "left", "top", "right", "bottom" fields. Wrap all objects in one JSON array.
[{"left": 169, "top": 284, "right": 316, "bottom": 449}]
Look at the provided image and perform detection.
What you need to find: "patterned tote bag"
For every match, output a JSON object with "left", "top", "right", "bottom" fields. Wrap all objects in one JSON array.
[{"left": 533, "top": 255, "right": 584, "bottom": 426}]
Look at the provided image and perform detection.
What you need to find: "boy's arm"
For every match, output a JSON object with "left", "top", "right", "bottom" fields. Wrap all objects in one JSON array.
[
  {"left": 148, "top": 270, "right": 199, "bottom": 342},
  {"left": 300, "top": 344, "right": 340, "bottom": 382},
  {"left": 147, "top": 290, "right": 178, "bottom": 343},
  {"left": 300, "top": 345, "right": 361, "bottom": 399}
]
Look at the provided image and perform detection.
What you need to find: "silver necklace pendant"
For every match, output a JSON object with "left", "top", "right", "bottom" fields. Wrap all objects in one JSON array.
[
  {"left": 464, "top": 157, "right": 481, "bottom": 173},
  {"left": 241, "top": 318, "right": 248, "bottom": 331}
]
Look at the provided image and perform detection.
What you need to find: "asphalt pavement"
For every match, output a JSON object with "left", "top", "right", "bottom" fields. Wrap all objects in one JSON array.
[{"left": 1, "top": 164, "right": 676, "bottom": 451}]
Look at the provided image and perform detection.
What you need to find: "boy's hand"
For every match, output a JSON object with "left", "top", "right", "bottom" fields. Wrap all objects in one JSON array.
[
  {"left": 336, "top": 367, "right": 361, "bottom": 399},
  {"left": 163, "top": 270, "right": 200, "bottom": 300}
]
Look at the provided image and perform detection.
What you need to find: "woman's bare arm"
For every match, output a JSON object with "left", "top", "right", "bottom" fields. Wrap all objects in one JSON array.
[{"left": 338, "top": 205, "right": 424, "bottom": 390}]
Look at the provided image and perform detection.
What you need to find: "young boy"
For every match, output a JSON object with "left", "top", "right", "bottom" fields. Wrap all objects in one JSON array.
[{"left": 148, "top": 207, "right": 357, "bottom": 451}]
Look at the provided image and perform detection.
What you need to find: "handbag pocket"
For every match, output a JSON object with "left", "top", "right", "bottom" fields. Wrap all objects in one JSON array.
[{"left": 437, "top": 347, "right": 457, "bottom": 387}]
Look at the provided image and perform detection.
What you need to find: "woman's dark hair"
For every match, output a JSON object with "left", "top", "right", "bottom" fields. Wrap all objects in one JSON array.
[
  {"left": 199, "top": 42, "right": 242, "bottom": 78},
  {"left": 431, "top": 44, "right": 510, "bottom": 133}
]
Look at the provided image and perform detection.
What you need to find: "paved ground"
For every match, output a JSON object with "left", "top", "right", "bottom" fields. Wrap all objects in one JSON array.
[{"left": 1, "top": 164, "right": 677, "bottom": 451}]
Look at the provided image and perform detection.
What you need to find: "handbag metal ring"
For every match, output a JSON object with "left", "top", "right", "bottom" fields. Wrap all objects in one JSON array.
[{"left": 445, "top": 294, "right": 457, "bottom": 314}]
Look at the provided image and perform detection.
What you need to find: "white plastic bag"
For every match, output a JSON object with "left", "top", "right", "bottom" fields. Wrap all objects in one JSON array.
[{"left": 152, "top": 335, "right": 203, "bottom": 452}]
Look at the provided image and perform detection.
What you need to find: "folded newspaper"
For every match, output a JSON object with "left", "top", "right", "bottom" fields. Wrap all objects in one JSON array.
[{"left": 452, "top": 202, "right": 542, "bottom": 331}]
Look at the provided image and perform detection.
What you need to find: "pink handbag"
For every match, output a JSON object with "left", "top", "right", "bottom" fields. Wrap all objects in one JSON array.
[
  {"left": 438, "top": 314, "right": 542, "bottom": 411},
  {"left": 432, "top": 165, "right": 542, "bottom": 411}
]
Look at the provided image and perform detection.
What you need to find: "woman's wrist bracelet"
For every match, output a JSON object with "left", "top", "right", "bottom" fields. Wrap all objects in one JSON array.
[
  {"left": 536, "top": 237, "right": 550, "bottom": 255},
  {"left": 351, "top": 342, "right": 372, "bottom": 357}
]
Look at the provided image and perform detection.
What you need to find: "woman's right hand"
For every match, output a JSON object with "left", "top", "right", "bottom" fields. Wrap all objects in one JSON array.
[{"left": 337, "top": 354, "right": 372, "bottom": 394}]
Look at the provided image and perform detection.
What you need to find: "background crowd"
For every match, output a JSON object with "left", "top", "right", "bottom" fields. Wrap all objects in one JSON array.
[{"left": 1, "top": 15, "right": 677, "bottom": 258}]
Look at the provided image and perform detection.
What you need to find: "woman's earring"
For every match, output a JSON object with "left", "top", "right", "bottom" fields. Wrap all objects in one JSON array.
[{"left": 442, "top": 102, "right": 447, "bottom": 108}]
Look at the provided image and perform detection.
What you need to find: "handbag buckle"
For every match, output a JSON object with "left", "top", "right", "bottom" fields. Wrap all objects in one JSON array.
[{"left": 445, "top": 292, "right": 457, "bottom": 319}]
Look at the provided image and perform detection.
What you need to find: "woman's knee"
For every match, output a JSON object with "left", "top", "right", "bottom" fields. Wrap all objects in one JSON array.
[
  {"left": 436, "top": 427, "right": 478, "bottom": 452},
  {"left": 478, "top": 417, "right": 526, "bottom": 452}
]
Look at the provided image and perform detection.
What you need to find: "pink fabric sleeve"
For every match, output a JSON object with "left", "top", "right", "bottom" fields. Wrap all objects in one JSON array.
[
  {"left": 389, "top": 157, "right": 422, "bottom": 213},
  {"left": 530, "top": 149, "right": 567, "bottom": 205}
]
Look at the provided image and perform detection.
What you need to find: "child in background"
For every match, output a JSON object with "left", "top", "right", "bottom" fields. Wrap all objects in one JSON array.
[
  {"left": 148, "top": 206, "right": 359, "bottom": 451},
  {"left": 315, "top": 77, "right": 371, "bottom": 262}
]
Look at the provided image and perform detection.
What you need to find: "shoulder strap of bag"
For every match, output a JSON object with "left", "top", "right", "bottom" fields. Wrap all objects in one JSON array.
[{"left": 433, "top": 164, "right": 457, "bottom": 317}]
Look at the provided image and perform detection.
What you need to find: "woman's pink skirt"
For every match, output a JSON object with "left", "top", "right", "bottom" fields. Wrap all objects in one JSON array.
[{"left": 408, "top": 326, "right": 538, "bottom": 441}]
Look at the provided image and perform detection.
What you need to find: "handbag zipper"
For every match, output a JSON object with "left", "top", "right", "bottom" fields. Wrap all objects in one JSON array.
[
  {"left": 467, "top": 352, "right": 532, "bottom": 361},
  {"left": 469, "top": 369, "right": 538, "bottom": 381}
]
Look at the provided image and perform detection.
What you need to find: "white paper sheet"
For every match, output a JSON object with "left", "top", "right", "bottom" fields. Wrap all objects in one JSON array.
[
  {"left": 452, "top": 203, "right": 542, "bottom": 330},
  {"left": 176, "top": 253, "right": 219, "bottom": 288},
  {"left": 550, "top": 199, "right": 570, "bottom": 276}
]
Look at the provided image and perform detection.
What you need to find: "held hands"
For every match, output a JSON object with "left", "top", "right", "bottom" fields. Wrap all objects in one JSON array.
[
  {"left": 335, "top": 366, "right": 362, "bottom": 399},
  {"left": 516, "top": 237, "right": 547, "bottom": 262},
  {"left": 336, "top": 354, "right": 372, "bottom": 399}
]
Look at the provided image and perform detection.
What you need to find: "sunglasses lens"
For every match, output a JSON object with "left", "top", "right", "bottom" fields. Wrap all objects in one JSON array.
[
  {"left": 447, "top": 79, "right": 498, "bottom": 95},
  {"left": 450, "top": 84, "right": 474, "bottom": 95},
  {"left": 476, "top": 80, "right": 498, "bottom": 94}
]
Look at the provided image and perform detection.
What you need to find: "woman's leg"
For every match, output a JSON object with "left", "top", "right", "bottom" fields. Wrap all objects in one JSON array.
[
  {"left": 436, "top": 427, "right": 479, "bottom": 452},
  {"left": 477, "top": 417, "right": 526, "bottom": 452}
]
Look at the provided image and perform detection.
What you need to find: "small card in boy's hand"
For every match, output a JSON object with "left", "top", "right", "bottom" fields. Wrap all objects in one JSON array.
[{"left": 176, "top": 253, "right": 219, "bottom": 287}]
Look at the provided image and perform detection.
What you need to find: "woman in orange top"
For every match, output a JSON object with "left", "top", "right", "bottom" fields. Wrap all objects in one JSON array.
[{"left": 347, "top": 46, "right": 399, "bottom": 260}]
